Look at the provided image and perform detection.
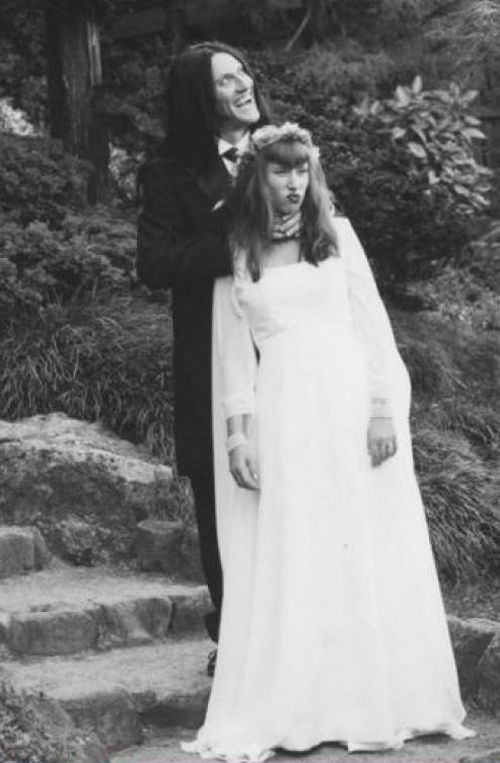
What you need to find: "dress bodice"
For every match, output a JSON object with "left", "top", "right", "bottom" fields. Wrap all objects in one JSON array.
[{"left": 234, "top": 257, "right": 351, "bottom": 349}]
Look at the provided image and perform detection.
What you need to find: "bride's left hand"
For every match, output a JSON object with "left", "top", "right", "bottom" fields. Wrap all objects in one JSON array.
[{"left": 367, "top": 417, "right": 397, "bottom": 467}]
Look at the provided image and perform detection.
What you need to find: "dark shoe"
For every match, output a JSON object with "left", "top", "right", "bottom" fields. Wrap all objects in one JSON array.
[{"left": 207, "top": 648, "right": 217, "bottom": 677}]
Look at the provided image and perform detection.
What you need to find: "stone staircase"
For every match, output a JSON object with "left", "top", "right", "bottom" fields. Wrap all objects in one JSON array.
[
  {"left": 0, "top": 524, "right": 212, "bottom": 759},
  {"left": 2, "top": 523, "right": 500, "bottom": 763}
]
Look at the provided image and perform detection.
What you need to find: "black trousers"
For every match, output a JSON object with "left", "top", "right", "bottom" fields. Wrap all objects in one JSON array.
[{"left": 189, "top": 466, "right": 222, "bottom": 643}]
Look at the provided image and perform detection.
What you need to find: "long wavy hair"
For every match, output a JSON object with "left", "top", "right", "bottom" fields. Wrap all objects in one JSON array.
[
  {"left": 230, "top": 138, "right": 338, "bottom": 280},
  {"left": 163, "top": 42, "right": 271, "bottom": 170}
]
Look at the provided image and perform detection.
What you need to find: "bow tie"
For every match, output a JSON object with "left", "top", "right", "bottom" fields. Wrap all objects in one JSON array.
[{"left": 222, "top": 146, "right": 240, "bottom": 163}]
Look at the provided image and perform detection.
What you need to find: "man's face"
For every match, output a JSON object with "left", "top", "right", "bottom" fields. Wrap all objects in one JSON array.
[{"left": 211, "top": 52, "right": 260, "bottom": 131}]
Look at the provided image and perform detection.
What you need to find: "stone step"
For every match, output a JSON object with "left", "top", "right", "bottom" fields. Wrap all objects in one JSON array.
[
  {"left": 0, "top": 525, "right": 50, "bottom": 577},
  {"left": 135, "top": 519, "right": 203, "bottom": 583},
  {"left": 3, "top": 638, "right": 212, "bottom": 753},
  {"left": 0, "top": 564, "right": 210, "bottom": 657}
]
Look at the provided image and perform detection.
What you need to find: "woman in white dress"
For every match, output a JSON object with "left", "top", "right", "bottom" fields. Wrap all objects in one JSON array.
[{"left": 183, "top": 123, "right": 474, "bottom": 761}]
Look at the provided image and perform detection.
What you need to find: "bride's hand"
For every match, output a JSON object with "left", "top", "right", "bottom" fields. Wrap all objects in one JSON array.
[
  {"left": 229, "top": 445, "right": 260, "bottom": 490},
  {"left": 271, "top": 211, "right": 301, "bottom": 240},
  {"left": 367, "top": 417, "right": 397, "bottom": 467}
]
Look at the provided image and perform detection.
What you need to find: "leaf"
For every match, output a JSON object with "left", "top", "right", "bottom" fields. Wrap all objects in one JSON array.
[
  {"left": 408, "top": 141, "right": 427, "bottom": 160},
  {"left": 411, "top": 125, "right": 428, "bottom": 145},
  {"left": 412, "top": 75, "right": 423, "bottom": 95},
  {"left": 395, "top": 85, "right": 411, "bottom": 106},
  {"left": 464, "top": 116, "right": 481, "bottom": 126},
  {"left": 392, "top": 126, "right": 407, "bottom": 140},
  {"left": 464, "top": 128, "right": 486, "bottom": 140},
  {"left": 428, "top": 169, "right": 439, "bottom": 185}
]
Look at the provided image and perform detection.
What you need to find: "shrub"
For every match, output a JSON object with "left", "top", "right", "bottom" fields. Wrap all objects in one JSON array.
[
  {"left": 0, "top": 208, "right": 136, "bottom": 324},
  {"left": 248, "top": 49, "right": 491, "bottom": 289},
  {"left": 0, "top": 293, "right": 174, "bottom": 461},
  {"left": 323, "top": 78, "right": 491, "bottom": 287},
  {"left": 0, "top": 133, "right": 88, "bottom": 227},
  {"left": 0, "top": 681, "right": 66, "bottom": 763},
  {"left": 395, "top": 310, "right": 500, "bottom": 581},
  {"left": 355, "top": 78, "right": 492, "bottom": 217}
]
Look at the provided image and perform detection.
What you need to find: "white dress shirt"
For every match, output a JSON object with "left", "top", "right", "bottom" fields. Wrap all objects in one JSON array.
[{"left": 218, "top": 133, "right": 251, "bottom": 177}]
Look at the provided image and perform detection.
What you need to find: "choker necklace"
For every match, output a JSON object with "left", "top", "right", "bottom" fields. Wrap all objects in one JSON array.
[{"left": 270, "top": 231, "right": 302, "bottom": 244}]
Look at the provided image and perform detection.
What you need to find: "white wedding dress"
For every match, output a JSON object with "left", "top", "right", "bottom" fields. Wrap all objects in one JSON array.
[{"left": 183, "top": 217, "right": 474, "bottom": 762}]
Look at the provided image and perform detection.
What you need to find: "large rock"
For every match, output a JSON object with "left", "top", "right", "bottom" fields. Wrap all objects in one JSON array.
[
  {"left": 0, "top": 525, "right": 50, "bottom": 577},
  {"left": 477, "top": 631, "right": 500, "bottom": 713},
  {"left": 448, "top": 616, "right": 500, "bottom": 698},
  {"left": 135, "top": 519, "right": 204, "bottom": 582},
  {"left": 0, "top": 414, "right": 173, "bottom": 563},
  {"left": 61, "top": 687, "right": 143, "bottom": 752}
]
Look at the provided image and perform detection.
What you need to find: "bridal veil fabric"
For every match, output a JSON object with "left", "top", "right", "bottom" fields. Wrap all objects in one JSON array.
[{"left": 183, "top": 217, "right": 474, "bottom": 762}]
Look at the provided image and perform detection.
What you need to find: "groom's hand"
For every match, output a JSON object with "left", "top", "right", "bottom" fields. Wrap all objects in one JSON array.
[{"left": 229, "top": 445, "right": 259, "bottom": 491}]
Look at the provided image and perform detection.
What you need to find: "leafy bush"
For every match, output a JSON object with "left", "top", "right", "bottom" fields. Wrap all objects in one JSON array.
[
  {"left": 406, "top": 220, "right": 500, "bottom": 330},
  {"left": 395, "top": 310, "right": 500, "bottom": 581},
  {"left": 355, "top": 78, "right": 492, "bottom": 216},
  {"left": 0, "top": 133, "right": 89, "bottom": 227},
  {"left": 0, "top": 681, "right": 67, "bottom": 763},
  {"left": 249, "top": 49, "right": 492, "bottom": 288},
  {"left": 0, "top": 293, "right": 174, "bottom": 460},
  {"left": 0, "top": 208, "right": 136, "bottom": 324}
]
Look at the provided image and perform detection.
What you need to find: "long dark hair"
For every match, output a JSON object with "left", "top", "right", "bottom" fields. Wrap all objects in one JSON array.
[
  {"left": 163, "top": 41, "right": 271, "bottom": 170},
  {"left": 230, "top": 137, "right": 338, "bottom": 280}
]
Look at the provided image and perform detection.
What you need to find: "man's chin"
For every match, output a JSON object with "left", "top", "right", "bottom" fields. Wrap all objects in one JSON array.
[{"left": 237, "top": 107, "right": 260, "bottom": 126}]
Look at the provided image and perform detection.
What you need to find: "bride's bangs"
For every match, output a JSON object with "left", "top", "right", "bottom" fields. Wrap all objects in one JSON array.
[{"left": 262, "top": 139, "right": 310, "bottom": 168}]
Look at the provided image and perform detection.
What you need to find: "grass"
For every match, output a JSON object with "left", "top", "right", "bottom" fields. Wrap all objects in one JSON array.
[
  {"left": 394, "top": 309, "right": 500, "bottom": 582},
  {"left": 0, "top": 290, "right": 175, "bottom": 461}
]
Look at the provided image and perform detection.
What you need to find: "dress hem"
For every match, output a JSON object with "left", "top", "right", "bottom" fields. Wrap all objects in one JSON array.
[{"left": 181, "top": 721, "right": 476, "bottom": 762}]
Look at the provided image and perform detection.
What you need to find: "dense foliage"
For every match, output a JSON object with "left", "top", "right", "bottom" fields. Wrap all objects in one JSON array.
[
  {"left": 250, "top": 49, "right": 491, "bottom": 286},
  {"left": 0, "top": 133, "right": 135, "bottom": 323},
  {"left": 0, "top": 133, "right": 88, "bottom": 227},
  {"left": 0, "top": 293, "right": 174, "bottom": 459},
  {"left": 0, "top": 682, "right": 67, "bottom": 763}
]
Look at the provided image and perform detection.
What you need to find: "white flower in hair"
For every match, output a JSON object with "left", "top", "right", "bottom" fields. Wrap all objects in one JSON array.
[{"left": 251, "top": 122, "right": 320, "bottom": 157}]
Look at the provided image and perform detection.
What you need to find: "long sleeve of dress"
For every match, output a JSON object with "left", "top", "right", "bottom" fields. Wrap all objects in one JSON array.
[
  {"left": 336, "top": 216, "right": 401, "bottom": 419},
  {"left": 213, "top": 276, "right": 258, "bottom": 421}
]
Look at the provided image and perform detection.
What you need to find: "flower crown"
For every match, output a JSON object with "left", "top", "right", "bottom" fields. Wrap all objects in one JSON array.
[{"left": 250, "top": 122, "right": 320, "bottom": 158}]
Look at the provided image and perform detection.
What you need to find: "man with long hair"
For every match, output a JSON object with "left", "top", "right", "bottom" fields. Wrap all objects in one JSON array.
[{"left": 137, "top": 42, "right": 284, "bottom": 671}]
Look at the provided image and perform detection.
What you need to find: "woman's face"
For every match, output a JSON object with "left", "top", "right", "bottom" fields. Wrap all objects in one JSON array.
[
  {"left": 265, "top": 160, "right": 310, "bottom": 217},
  {"left": 211, "top": 52, "right": 260, "bottom": 130}
]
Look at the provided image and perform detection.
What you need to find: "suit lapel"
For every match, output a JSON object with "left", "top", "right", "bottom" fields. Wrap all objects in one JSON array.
[{"left": 192, "top": 157, "right": 232, "bottom": 207}]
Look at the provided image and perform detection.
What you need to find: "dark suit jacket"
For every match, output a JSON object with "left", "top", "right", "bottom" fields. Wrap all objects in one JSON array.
[{"left": 137, "top": 155, "right": 233, "bottom": 476}]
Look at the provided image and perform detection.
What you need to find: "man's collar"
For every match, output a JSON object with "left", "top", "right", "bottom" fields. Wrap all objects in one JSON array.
[{"left": 218, "top": 132, "right": 251, "bottom": 157}]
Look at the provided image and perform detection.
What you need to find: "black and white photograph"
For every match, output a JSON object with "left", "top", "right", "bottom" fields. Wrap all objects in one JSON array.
[{"left": 1, "top": 2, "right": 500, "bottom": 762}]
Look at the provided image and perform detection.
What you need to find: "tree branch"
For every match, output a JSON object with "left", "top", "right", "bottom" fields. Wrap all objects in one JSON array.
[{"left": 285, "top": 3, "right": 313, "bottom": 51}]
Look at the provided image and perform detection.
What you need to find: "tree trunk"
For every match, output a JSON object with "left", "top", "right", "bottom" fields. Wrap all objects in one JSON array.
[{"left": 45, "top": 0, "right": 108, "bottom": 203}]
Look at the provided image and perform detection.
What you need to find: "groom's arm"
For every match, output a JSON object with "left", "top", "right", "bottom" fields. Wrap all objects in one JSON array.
[{"left": 137, "top": 159, "right": 232, "bottom": 289}]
